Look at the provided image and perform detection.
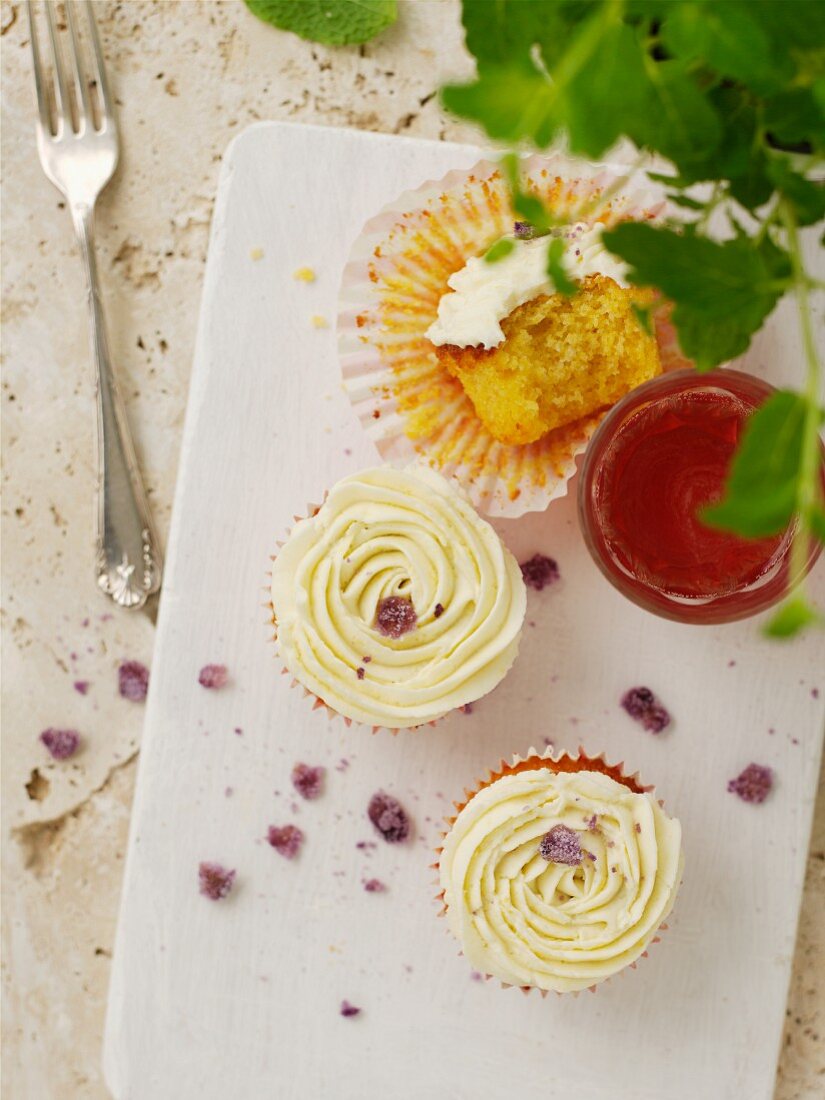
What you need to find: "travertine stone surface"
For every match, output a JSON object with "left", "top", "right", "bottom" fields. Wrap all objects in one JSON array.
[{"left": 1, "top": 2, "right": 822, "bottom": 1097}]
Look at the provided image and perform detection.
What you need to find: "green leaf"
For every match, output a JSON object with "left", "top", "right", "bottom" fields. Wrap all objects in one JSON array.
[
  {"left": 441, "top": 65, "right": 558, "bottom": 147},
  {"left": 602, "top": 223, "right": 792, "bottom": 370},
  {"left": 243, "top": 0, "right": 396, "bottom": 45},
  {"left": 811, "top": 507, "right": 825, "bottom": 542},
  {"left": 484, "top": 238, "right": 516, "bottom": 263},
  {"left": 702, "top": 391, "right": 811, "bottom": 537},
  {"left": 460, "top": 0, "right": 576, "bottom": 69},
  {"left": 661, "top": 1, "right": 789, "bottom": 96},
  {"left": 764, "top": 88, "right": 825, "bottom": 149},
  {"left": 767, "top": 158, "right": 825, "bottom": 227},
  {"left": 630, "top": 302, "right": 653, "bottom": 335},
  {"left": 667, "top": 193, "right": 705, "bottom": 211},
  {"left": 546, "top": 238, "right": 577, "bottom": 296},
  {"left": 764, "top": 595, "right": 822, "bottom": 639}
]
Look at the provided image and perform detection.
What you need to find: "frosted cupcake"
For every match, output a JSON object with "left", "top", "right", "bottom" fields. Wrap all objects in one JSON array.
[
  {"left": 269, "top": 465, "right": 526, "bottom": 730},
  {"left": 438, "top": 750, "right": 683, "bottom": 993}
]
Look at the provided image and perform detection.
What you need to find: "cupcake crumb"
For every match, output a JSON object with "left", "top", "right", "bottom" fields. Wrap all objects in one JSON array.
[
  {"left": 198, "top": 861, "right": 236, "bottom": 901},
  {"left": 311, "top": 314, "right": 328, "bottom": 329},
  {"left": 539, "top": 825, "right": 582, "bottom": 866},
  {"left": 340, "top": 1000, "right": 361, "bottom": 1018},
  {"left": 356, "top": 666, "right": 365, "bottom": 680},
  {"left": 199, "top": 664, "right": 228, "bottom": 689},
  {"left": 621, "top": 686, "right": 671, "bottom": 733},
  {"left": 249, "top": 247, "right": 264, "bottom": 261},
  {"left": 367, "top": 791, "right": 411, "bottom": 843},
  {"left": 293, "top": 266, "right": 316, "bottom": 282},
  {"left": 267, "top": 824, "right": 304, "bottom": 859},
  {"left": 40, "top": 728, "right": 81, "bottom": 760},
  {"left": 520, "top": 554, "right": 560, "bottom": 591},
  {"left": 118, "top": 660, "right": 149, "bottom": 702},
  {"left": 291, "top": 763, "right": 325, "bottom": 801},
  {"left": 728, "top": 763, "right": 773, "bottom": 804}
]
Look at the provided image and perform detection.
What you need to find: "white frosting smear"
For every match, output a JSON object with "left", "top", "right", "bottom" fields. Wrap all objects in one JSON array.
[
  {"left": 439, "top": 766, "right": 683, "bottom": 993},
  {"left": 426, "top": 223, "right": 630, "bottom": 350}
]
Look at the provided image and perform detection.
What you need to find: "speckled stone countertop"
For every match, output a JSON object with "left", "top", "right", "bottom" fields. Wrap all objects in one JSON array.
[{"left": 1, "top": 2, "right": 823, "bottom": 1097}]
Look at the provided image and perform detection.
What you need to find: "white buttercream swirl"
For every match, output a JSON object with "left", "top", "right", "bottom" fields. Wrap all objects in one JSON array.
[
  {"left": 426, "top": 223, "right": 630, "bottom": 349},
  {"left": 439, "top": 765, "right": 683, "bottom": 992},
  {"left": 270, "top": 466, "right": 526, "bottom": 729}
]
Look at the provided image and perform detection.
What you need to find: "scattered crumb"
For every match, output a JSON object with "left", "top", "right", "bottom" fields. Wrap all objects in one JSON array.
[
  {"left": 375, "top": 596, "right": 417, "bottom": 638},
  {"left": 234, "top": 727, "right": 243, "bottom": 736},
  {"left": 336, "top": 758, "right": 350, "bottom": 772},
  {"left": 311, "top": 314, "right": 328, "bottom": 328},
  {"left": 293, "top": 266, "right": 316, "bottom": 282},
  {"left": 356, "top": 840, "right": 376, "bottom": 851},
  {"left": 224, "top": 786, "right": 234, "bottom": 798},
  {"left": 520, "top": 553, "right": 560, "bottom": 591},
  {"left": 198, "top": 861, "right": 236, "bottom": 901},
  {"left": 267, "top": 824, "right": 304, "bottom": 859},
  {"left": 368, "top": 791, "right": 411, "bottom": 843},
  {"left": 470, "top": 971, "right": 483, "bottom": 982},
  {"left": 291, "top": 763, "right": 325, "bottom": 801},
  {"left": 434, "top": 603, "right": 444, "bottom": 618},
  {"left": 460, "top": 703, "right": 473, "bottom": 716},
  {"left": 586, "top": 814, "right": 598, "bottom": 831},
  {"left": 621, "top": 686, "right": 671, "bottom": 733},
  {"left": 249, "top": 247, "right": 264, "bottom": 261},
  {"left": 198, "top": 664, "right": 229, "bottom": 689},
  {"left": 73, "top": 680, "right": 90, "bottom": 696},
  {"left": 340, "top": 1000, "right": 361, "bottom": 1018},
  {"left": 728, "top": 763, "right": 773, "bottom": 805},
  {"left": 356, "top": 666, "right": 365, "bottom": 680},
  {"left": 118, "top": 660, "right": 149, "bottom": 702},
  {"left": 363, "top": 878, "right": 386, "bottom": 893},
  {"left": 539, "top": 825, "right": 582, "bottom": 866},
  {"left": 40, "top": 728, "right": 81, "bottom": 760},
  {"left": 813, "top": 688, "right": 820, "bottom": 699}
]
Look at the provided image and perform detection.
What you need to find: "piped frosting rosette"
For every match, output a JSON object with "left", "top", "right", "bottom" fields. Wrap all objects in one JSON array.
[
  {"left": 338, "top": 154, "right": 691, "bottom": 518},
  {"left": 437, "top": 749, "right": 683, "bottom": 993},
  {"left": 269, "top": 465, "right": 526, "bottom": 730}
]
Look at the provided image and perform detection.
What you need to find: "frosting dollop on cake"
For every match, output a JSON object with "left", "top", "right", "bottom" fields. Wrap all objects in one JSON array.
[
  {"left": 270, "top": 466, "right": 526, "bottom": 728},
  {"left": 439, "top": 765, "right": 683, "bottom": 992},
  {"left": 426, "top": 223, "right": 629, "bottom": 350}
]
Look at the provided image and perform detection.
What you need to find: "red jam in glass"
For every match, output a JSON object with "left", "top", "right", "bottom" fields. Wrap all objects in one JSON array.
[{"left": 578, "top": 369, "right": 821, "bottom": 624}]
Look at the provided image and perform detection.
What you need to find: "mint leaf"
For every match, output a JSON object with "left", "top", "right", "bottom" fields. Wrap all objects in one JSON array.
[
  {"left": 764, "top": 596, "right": 822, "bottom": 639},
  {"left": 764, "top": 88, "right": 825, "bottom": 149},
  {"left": 631, "top": 302, "right": 653, "bottom": 335},
  {"left": 460, "top": 0, "right": 575, "bottom": 69},
  {"left": 546, "top": 238, "right": 577, "bottom": 296},
  {"left": 442, "top": 66, "right": 557, "bottom": 147},
  {"left": 702, "top": 391, "right": 812, "bottom": 537},
  {"left": 767, "top": 158, "right": 825, "bottom": 227},
  {"left": 484, "top": 238, "right": 515, "bottom": 263},
  {"left": 602, "top": 224, "right": 791, "bottom": 370},
  {"left": 244, "top": 0, "right": 396, "bottom": 46}
]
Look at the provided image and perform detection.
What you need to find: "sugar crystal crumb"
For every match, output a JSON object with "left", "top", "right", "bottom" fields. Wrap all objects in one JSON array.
[
  {"left": 728, "top": 763, "right": 773, "bottom": 805},
  {"left": 367, "top": 791, "right": 411, "bottom": 843},
  {"left": 198, "top": 861, "right": 236, "bottom": 901},
  {"left": 40, "top": 728, "right": 80, "bottom": 760},
  {"left": 198, "top": 664, "right": 228, "bottom": 689},
  {"left": 118, "top": 660, "right": 149, "bottom": 702},
  {"left": 292, "top": 762, "right": 325, "bottom": 801},
  {"left": 267, "top": 824, "right": 304, "bottom": 858},
  {"left": 539, "top": 825, "right": 582, "bottom": 866},
  {"left": 621, "top": 686, "right": 671, "bottom": 733},
  {"left": 520, "top": 554, "right": 560, "bottom": 591}
]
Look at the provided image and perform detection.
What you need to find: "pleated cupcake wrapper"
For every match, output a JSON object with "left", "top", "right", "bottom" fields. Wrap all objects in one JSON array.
[
  {"left": 339, "top": 154, "right": 687, "bottom": 519},
  {"left": 432, "top": 745, "right": 674, "bottom": 996},
  {"left": 264, "top": 499, "right": 445, "bottom": 735}
]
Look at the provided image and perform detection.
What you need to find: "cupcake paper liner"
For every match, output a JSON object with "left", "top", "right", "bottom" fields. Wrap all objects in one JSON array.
[
  {"left": 434, "top": 746, "right": 676, "bottom": 996},
  {"left": 339, "top": 154, "right": 686, "bottom": 518}
]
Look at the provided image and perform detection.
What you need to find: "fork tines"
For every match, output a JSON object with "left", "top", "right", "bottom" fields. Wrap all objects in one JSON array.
[{"left": 27, "top": 0, "right": 114, "bottom": 138}]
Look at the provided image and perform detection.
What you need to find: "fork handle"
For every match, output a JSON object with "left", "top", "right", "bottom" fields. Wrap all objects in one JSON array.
[{"left": 72, "top": 203, "right": 162, "bottom": 609}]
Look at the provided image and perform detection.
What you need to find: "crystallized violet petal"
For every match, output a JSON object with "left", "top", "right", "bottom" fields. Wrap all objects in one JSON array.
[
  {"left": 40, "top": 728, "right": 80, "bottom": 760},
  {"left": 198, "top": 861, "right": 236, "bottom": 901},
  {"left": 621, "top": 686, "right": 671, "bottom": 733},
  {"left": 267, "top": 824, "right": 304, "bottom": 859},
  {"left": 340, "top": 1000, "right": 361, "bottom": 1018},
  {"left": 291, "top": 762, "right": 325, "bottom": 801},
  {"left": 374, "top": 596, "right": 417, "bottom": 638},
  {"left": 363, "top": 878, "right": 386, "bottom": 893},
  {"left": 118, "top": 660, "right": 149, "bottom": 702},
  {"left": 198, "top": 663, "right": 228, "bottom": 689},
  {"left": 520, "top": 554, "right": 560, "bottom": 591},
  {"left": 539, "top": 824, "right": 582, "bottom": 866},
  {"left": 728, "top": 763, "right": 773, "bottom": 804},
  {"left": 367, "top": 791, "right": 411, "bottom": 843}
]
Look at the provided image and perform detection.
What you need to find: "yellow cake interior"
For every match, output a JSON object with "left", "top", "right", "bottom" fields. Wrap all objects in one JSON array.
[{"left": 434, "top": 274, "right": 661, "bottom": 446}]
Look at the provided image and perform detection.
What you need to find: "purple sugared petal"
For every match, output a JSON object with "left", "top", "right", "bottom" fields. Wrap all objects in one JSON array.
[
  {"left": 363, "top": 878, "right": 386, "bottom": 893},
  {"left": 267, "top": 824, "right": 304, "bottom": 858},
  {"left": 40, "top": 728, "right": 80, "bottom": 760},
  {"left": 73, "top": 680, "right": 90, "bottom": 696},
  {"left": 520, "top": 554, "right": 560, "bottom": 591},
  {"left": 375, "top": 596, "right": 417, "bottom": 638},
  {"left": 539, "top": 824, "right": 582, "bottom": 866},
  {"left": 434, "top": 603, "right": 444, "bottom": 618},
  {"left": 198, "top": 664, "right": 229, "bottom": 689},
  {"left": 621, "top": 686, "right": 671, "bottom": 733},
  {"left": 198, "top": 861, "right": 236, "bottom": 900},
  {"left": 118, "top": 660, "right": 149, "bottom": 702},
  {"left": 513, "top": 221, "right": 536, "bottom": 240},
  {"left": 728, "top": 763, "right": 773, "bottom": 804},
  {"left": 292, "top": 762, "right": 325, "bottom": 801},
  {"left": 367, "top": 791, "right": 410, "bottom": 843},
  {"left": 340, "top": 1000, "right": 361, "bottom": 1017},
  {"left": 356, "top": 666, "right": 365, "bottom": 680}
]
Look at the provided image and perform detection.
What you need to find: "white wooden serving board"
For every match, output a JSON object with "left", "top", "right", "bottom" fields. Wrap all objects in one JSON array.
[{"left": 104, "top": 122, "right": 825, "bottom": 1100}]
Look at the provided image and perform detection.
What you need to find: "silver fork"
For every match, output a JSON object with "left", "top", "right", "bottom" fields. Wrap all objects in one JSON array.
[{"left": 27, "top": 0, "right": 161, "bottom": 609}]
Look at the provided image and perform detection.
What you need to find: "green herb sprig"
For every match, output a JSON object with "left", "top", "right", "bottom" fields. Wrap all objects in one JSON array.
[
  {"left": 442, "top": 0, "right": 825, "bottom": 636},
  {"left": 245, "top": 0, "right": 397, "bottom": 47}
]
